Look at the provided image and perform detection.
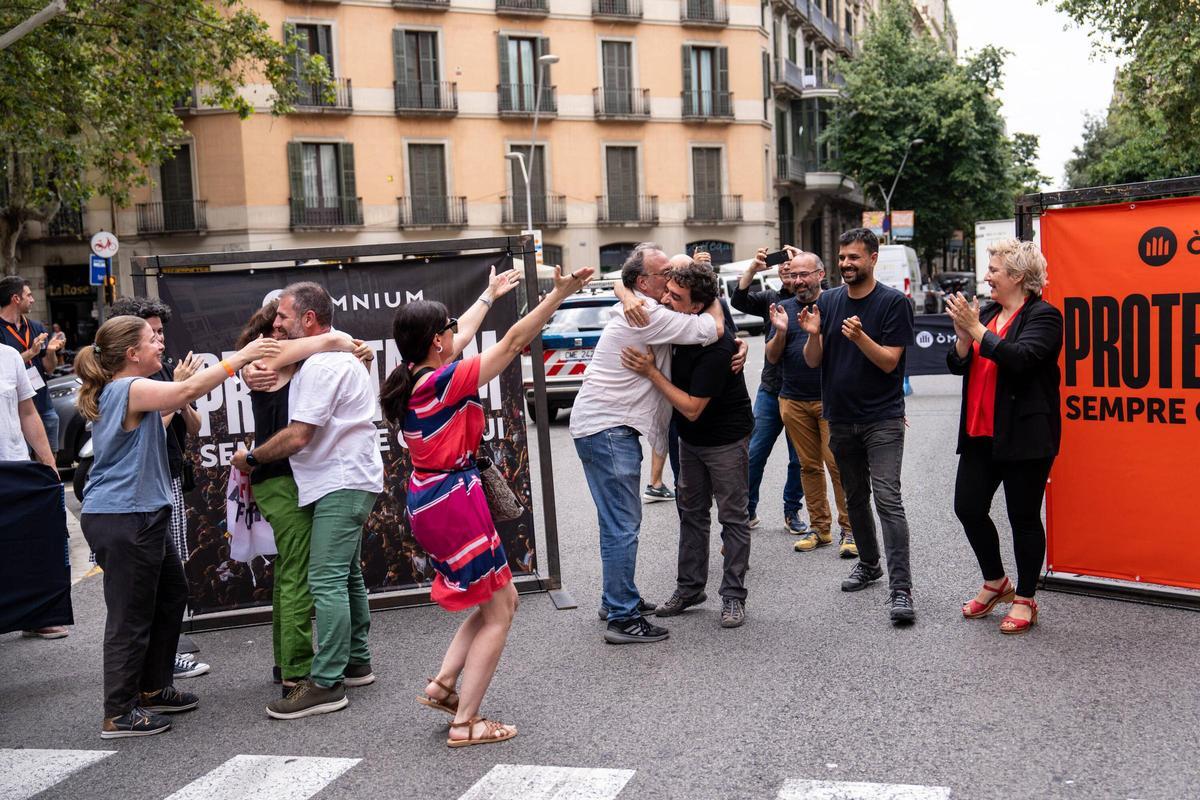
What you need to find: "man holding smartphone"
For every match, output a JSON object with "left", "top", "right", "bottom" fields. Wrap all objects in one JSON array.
[
  {"left": 0, "top": 277, "right": 65, "bottom": 460},
  {"left": 730, "top": 248, "right": 808, "bottom": 537}
]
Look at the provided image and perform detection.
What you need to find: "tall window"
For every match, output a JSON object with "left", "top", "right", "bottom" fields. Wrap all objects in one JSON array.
[
  {"left": 799, "top": 97, "right": 838, "bottom": 170},
  {"left": 498, "top": 35, "right": 551, "bottom": 112},
  {"left": 408, "top": 144, "right": 448, "bottom": 224},
  {"left": 682, "top": 45, "right": 728, "bottom": 116},
  {"left": 159, "top": 144, "right": 196, "bottom": 231},
  {"left": 393, "top": 30, "right": 443, "bottom": 109},
  {"left": 691, "top": 147, "right": 722, "bottom": 218},
  {"left": 288, "top": 24, "right": 334, "bottom": 104},
  {"left": 600, "top": 243, "right": 636, "bottom": 272},
  {"left": 605, "top": 146, "right": 639, "bottom": 220},
  {"left": 601, "top": 41, "right": 633, "bottom": 114},
  {"left": 287, "top": 142, "right": 360, "bottom": 226}
]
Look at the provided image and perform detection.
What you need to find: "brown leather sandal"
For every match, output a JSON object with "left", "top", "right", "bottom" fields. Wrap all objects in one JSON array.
[
  {"left": 447, "top": 716, "right": 518, "bottom": 748},
  {"left": 416, "top": 676, "right": 459, "bottom": 716}
]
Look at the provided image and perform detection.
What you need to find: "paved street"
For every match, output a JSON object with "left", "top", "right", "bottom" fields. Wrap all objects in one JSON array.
[{"left": 2, "top": 338, "right": 1198, "bottom": 800}]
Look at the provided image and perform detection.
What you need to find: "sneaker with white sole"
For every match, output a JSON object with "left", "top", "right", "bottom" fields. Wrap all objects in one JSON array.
[
  {"left": 344, "top": 663, "right": 375, "bottom": 687},
  {"left": 267, "top": 679, "right": 348, "bottom": 720},
  {"left": 784, "top": 512, "right": 809, "bottom": 535},
  {"left": 839, "top": 532, "right": 859, "bottom": 559},
  {"left": 747, "top": 516, "right": 760, "bottom": 530},
  {"left": 100, "top": 707, "right": 172, "bottom": 739},
  {"left": 174, "top": 653, "right": 210, "bottom": 679},
  {"left": 140, "top": 685, "right": 199, "bottom": 714},
  {"left": 603, "top": 616, "right": 669, "bottom": 644},
  {"left": 642, "top": 484, "right": 675, "bottom": 502},
  {"left": 22, "top": 626, "right": 69, "bottom": 639}
]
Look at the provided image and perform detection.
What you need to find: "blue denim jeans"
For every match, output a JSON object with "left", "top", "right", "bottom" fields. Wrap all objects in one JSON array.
[
  {"left": 574, "top": 426, "right": 645, "bottom": 622},
  {"left": 40, "top": 407, "right": 60, "bottom": 455},
  {"left": 747, "top": 388, "right": 803, "bottom": 518}
]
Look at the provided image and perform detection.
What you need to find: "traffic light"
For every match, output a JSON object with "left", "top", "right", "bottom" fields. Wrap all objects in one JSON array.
[{"left": 104, "top": 274, "right": 117, "bottom": 305}]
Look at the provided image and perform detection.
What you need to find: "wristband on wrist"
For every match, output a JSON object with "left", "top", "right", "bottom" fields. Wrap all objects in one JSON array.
[
  {"left": 478, "top": 294, "right": 494, "bottom": 308},
  {"left": 219, "top": 359, "right": 236, "bottom": 378}
]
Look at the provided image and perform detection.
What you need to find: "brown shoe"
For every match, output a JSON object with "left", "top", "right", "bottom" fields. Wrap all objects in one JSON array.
[{"left": 22, "top": 626, "right": 69, "bottom": 639}]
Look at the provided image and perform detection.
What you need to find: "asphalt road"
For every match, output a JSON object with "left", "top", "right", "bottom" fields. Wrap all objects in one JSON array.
[{"left": 3, "top": 337, "right": 1198, "bottom": 800}]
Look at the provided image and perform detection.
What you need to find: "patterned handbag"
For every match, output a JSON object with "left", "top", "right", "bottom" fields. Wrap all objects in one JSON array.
[{"left": 475, "top": 456, "right": 524, "bottom": 522}]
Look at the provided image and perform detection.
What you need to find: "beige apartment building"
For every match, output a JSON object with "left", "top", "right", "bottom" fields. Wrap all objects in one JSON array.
[{"left": 18, "top": 0, "right": 883, "bottom": 344}]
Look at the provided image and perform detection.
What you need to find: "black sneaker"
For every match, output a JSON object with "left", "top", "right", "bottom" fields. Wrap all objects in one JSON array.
[
  {"left": 655, "top": 590, "right": 707, "bottom": 617},
  {"left": 140, "top": 685, "right": 199, "bottom": 714},
  {"left": 100, "top": 707, "right": 172, "bottom": 739},
  {"left": 597, "top": 598, "right": 658, "bottom": 621},
  {"left": 272, "top": 665, "right": 282, "bottom": 685},
  {"left": 266, "top": 679, "right": 348, "bottom": 720},
  {"left": 604, "top": 616, "right": 670, "bottom": 644},
  {"left": 889, "top": 590, "right": 916, "bottom": 623},
  {"left": 344, "top": 662, "right": 376, "bottom": 687},
  {"left": 719, "top": 598, "right": 746, "bottom": 628},
  {"left": 173, "top": 653, "right": 210, "bottom": 680},
  {"left": 841, "top": 561, "right": 885, "bottom": 592}
]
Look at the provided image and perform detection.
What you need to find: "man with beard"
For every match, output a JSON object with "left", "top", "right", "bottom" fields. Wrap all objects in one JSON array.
[
  {"left": 731, "top": 248, "right": 807, "bottom": 534},
  {"left": 232, "top": 282, "right": 384, "bottom": 717},
  {"left": 800, "top": 228, "right": 917, "bottom": 624},
  {"left": 764, "top": 252, "right": 854, "bottom": 557}
]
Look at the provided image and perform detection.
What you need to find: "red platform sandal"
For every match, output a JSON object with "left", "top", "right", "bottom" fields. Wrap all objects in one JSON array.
[
  {"left": 1000, "top": 597, "right": 1038, "bottom": 635},
  {"left": 962, "top": 577, "right": 1015, "bottom": 619}
]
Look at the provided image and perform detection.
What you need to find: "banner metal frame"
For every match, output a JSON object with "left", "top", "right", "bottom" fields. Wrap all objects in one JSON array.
[
  {"left": 131, "top": 235, "right": 576, "bottom": 633},
  {"left": 1016, "top": 175, "right": 1200, "bottom": 611}
]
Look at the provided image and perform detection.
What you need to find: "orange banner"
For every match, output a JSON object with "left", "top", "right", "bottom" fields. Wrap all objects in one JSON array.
[{"left": 1041, "top": 196, "right": 1200, "bottom": 590}]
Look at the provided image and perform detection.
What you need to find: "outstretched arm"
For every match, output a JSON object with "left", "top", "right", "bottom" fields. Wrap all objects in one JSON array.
[
  {"left": 452, "top": 266, "right": 522, "bottom": 359},
  {"left": 128, "top": 337, "right": 280, "bottom": 415}
]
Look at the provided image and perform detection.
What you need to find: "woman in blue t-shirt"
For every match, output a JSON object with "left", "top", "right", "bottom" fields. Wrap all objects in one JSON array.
[{"left": 74, "top": 314, "right": 278, "bottom": 739}]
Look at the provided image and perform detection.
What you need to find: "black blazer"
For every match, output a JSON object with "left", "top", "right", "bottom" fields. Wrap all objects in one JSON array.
[{"left": 946, "top": 297, "right": 1063, "bottom": 461}]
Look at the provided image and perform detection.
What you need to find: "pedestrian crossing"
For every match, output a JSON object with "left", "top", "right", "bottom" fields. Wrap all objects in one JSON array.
[{"left": 0, "top": 750, "right": 1145, "bottom": 800}]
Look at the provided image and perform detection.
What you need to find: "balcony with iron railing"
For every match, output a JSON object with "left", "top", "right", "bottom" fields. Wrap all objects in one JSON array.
[
  {"left": 680, "top": 0, "right": 727, "bottom": 25},
  {"left": 173, "top": 87, "right": 198, "bottom": 113},
  {"left": 802, "top": 70, "right": 846, "bottom": 93},
  {"left": 392, "top": 0, "right": 449, "bottom": 9},
  {"left": 498, "top": 84, "right": 557, "bottom": 116},
  {"left": 394, "top": 81, "right": 458, "bottom": 116},
  {"left": 681, "top": 89, "right": 734, "bottom": 120},
  {"left": 495, "top": 0, "right": 549, "bottom": 15},
  {"left": 596, "top": 195, "right": 659, "bottom": 226},
  {"left": 773, "top": 58, "right": 805, "bottom": 98},
  {"left": 686, "top": 194, "right": 742, "bottom": 223},
  {"left": 500, "top": 194, "right": 566, "bottom": 227},
  {"left": 136, "top": 200, "right": 207, "bottom": 234},
  {"left": 292, "top": 77, "right": 353, "bottom": 112},
  {"left": 46, "top": 205, "right": 85, "bottom": 239},
  {"left": 289, "top": 196, "right": 363, "bottom": 228},
  {"left": 776, "top": 154, "right": 805, "bottom": 186},
  {"left": 592, "top": 0, "right": 642, "bottom": 20},
  {"left": 593, "top": 87, "right": 651, "bottom": 120},
  {"left": 397, "top": 196, "right": 468, "bottom": 228}
]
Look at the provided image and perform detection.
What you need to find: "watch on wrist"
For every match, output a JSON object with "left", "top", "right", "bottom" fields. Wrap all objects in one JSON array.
[{"left": 245, "top": 451, "right": 260, "bottom": 468}]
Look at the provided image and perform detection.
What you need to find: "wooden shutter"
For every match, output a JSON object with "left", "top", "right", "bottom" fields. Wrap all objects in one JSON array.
[
  {"left": 681, "top": 45, "right": 693, "bottom": 98},
  {"left": 606, "top": 147, "right": 638, "bottom": 220},
  {"left": 716, "top": 46, "right": 730, "bottom": 115},
  {"left": 409, "top": 145, "right": 447, "bottom": 224},
  {"left": 392, "top": 29, "right": 407, "bottom": 83},
  {"left": 287, "top": 142, "right": 305, "bottom": 223},
  {"left": 318, "top": 25, "right": 334, "bottom": 75},
  {"left": 497, "top": 34, "right": 510, "bottom": 108},
  {"left": 337, "top": 142, "right": 359, "bottom": 224}
]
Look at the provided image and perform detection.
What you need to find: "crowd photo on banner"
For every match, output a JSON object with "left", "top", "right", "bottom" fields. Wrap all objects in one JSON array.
[{"left": 1, "top": 226, "right": 1070, "bottom": 746}]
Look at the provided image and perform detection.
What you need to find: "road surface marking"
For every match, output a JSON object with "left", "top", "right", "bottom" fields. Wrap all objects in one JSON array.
[
  {"left": 162, "top": 754, "right": 360, "bottom": 800},
  {"left": 456, "top": 764, "right": 635, "bottom": 800},
  {"left": 0, "top": 748, "right": 115, "bottom": 800},
  {"left": 778, "top": 779, "right": 952, "bottom": 800}
]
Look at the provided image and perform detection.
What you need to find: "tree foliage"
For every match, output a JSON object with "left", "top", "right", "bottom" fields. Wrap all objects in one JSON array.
[
  {"left": 1053, "top": 0, "right": 1200, "bottom": 182},
  {"left": 0, "top": 0, "right": 328, "bottom": 269},
  {"left": 825, "top": 0, "right": 1041, "bottom": 265}
]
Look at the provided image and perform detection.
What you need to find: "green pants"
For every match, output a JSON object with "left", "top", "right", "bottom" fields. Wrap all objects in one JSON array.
[
  {"left": 308, "top": 488, "right": 377, "bottom": 687},
  {"left": 254, "top": 476, "right": 314, "bottom": 681}
]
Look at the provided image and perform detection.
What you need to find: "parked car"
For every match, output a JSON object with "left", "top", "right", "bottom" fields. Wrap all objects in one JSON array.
[
  {"left": 520, "top": 283, "right": 617, "bottom": 423},
  {"left": 47, "top": 373, "right": 89, "bottom": 469},
  {"left": 718, "top": 261, "right": 782, "bottom": 335},
  {"left": 875, "top": 244, "right": 937, "bottom": 314}
]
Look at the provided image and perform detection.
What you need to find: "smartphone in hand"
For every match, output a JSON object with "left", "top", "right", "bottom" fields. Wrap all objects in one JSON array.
[{"left": 764, "top": 250, "right": 790, "bottom": 267}]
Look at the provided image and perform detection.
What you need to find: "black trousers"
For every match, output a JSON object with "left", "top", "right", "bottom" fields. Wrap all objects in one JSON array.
[
  {"left": 953, "top": 437, "right": 1054, "bottom": 598},
  {"left": 81, "top": 507, "right": 187, "bottom": 717}
]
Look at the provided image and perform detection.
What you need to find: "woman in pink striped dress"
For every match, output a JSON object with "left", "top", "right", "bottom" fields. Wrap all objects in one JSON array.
[{"left": 381, "top": 265, "right": 592, "bottom": 747}]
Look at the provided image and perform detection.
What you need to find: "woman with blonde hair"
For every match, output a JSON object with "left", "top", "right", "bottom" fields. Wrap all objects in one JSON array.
[
  {"left": 76, "top": 314, "right": 278, "bottom": 738},
  {"left": 945, "top": 239, "right": 1063, "bottom": 634}
]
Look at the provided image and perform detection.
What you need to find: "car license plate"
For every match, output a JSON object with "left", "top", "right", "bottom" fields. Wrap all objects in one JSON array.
[{"left": 563, "top": 348, "right": 593, "bottom": 362}]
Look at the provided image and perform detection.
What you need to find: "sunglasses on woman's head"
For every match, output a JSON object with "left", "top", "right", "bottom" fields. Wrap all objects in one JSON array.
[{"left": 440, "top": 318, "right": 459, "bottom": 335}]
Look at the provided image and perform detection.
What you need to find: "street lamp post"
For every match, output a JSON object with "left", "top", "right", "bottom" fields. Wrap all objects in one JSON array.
[{"left": 880, "top": 137, "right": 924, "bottom": 244}]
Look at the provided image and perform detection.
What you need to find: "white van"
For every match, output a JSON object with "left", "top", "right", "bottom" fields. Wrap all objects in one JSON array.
[{"left": 874, "top": 245, "right": 924, "bottom": 312}]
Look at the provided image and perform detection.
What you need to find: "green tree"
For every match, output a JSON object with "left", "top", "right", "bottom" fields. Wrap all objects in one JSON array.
[
  {"left": 0, "top": 0, "right": 329, "bottom": 270},
  {"left": 1052, "top": 0, "right": 1200, "bottom": 174},
  {"left": 825, "top": 0, "right": 1038, "bottom": 265}
]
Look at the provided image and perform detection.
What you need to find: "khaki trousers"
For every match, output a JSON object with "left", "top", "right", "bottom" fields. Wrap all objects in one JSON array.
[{"left": 778, "top": 398, "right": 851, "bottom": 536}]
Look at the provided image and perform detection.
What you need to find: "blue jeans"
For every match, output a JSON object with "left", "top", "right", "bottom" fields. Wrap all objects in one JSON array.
[
  {"left": 747, "top": 388, "right": 803, "bottom": 518},
  {"left": 574, "top": 427, "right": 644, "bottom": 622},
  {"left": 40, "top": 407, "right": 60, "bottom": 455}
]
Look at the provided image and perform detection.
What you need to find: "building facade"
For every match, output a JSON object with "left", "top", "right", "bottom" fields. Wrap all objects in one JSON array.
[{"left": 17, "top": 0, "right": 882, "bottom": 342}]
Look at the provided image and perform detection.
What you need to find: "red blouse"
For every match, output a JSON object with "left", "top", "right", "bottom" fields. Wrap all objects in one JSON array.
[{"left": 965, "top": 307, "right": 1022, "bottom": 438}]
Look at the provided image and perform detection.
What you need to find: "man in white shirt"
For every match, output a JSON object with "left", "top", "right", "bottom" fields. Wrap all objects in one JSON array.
[
  {"left": 1, "top": 345, "right": 54, "bottom": 466},
  {"left": 232, "top": 282, "right": 383, "bottom": 720},
  {"left": 570, "top": 244, "right": 725, "bottom": 645}
]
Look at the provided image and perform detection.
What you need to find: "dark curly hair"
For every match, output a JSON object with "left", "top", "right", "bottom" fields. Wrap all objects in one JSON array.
[
  {"left": 108, "top": 295, "right": 173, "bottom": 323},
  {"left": 667, "top": 262, "right": 719, "bottom": 309}
]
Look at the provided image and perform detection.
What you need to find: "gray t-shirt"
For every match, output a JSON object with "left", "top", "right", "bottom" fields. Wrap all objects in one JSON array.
[{"left": 82, "top": 377, "right": 172, "bottom": 513}]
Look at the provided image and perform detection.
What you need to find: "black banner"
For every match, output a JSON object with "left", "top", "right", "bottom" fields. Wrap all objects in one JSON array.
[
  {"left": 0, "top": 461, "right": 73, "bottom": 634},
  {"left": 907, "top": 314, "right": 957, "bottom": 376},
  {"left": 157, "top": 255, "right": 537, "bottom": 617}
]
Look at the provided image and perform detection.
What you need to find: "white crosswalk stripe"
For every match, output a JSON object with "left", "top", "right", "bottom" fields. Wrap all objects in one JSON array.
[
  {"left": 0, "top": 748, "right": 115, "bottom": 800},
  {"left": 455, "top": 764, "right": 636, "bottom": 800},
  {"left": 777, "top": 779, "right": 952, "bottom": 800},
  {"left": 163, "top": 755, "right": 361, "bottom": 800}
]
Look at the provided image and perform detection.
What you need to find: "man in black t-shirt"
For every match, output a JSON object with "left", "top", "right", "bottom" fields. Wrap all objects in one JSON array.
[
  {"left": 800, "top": 228, "right": 918, "bottom": 624},
  {"left": 622, "top": 264, "right": 755, "bottom": 629},
  {"left": 0, "top": 276, "right": 66, "bottom": 457}
]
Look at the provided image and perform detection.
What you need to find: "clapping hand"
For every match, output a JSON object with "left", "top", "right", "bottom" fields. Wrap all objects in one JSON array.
[
  {"left": 945, "top": 292, "right": 981, "bottom": 338},
  {"left": 841, "top": 315, "right": 864, "bottom": 343},
  {"left": 797, "top": 304, "right": 821, "bottom": 336},
  {"left": 769, "top": 303, "right": 789, "bottom": 334},
  {"left": 47, "top": 331, "right": 66, "bottom": 352}
]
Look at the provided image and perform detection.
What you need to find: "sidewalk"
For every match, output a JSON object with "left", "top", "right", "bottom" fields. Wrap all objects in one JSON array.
[{"left": 65, "top": 503, "right": 97, "bottom": 585}]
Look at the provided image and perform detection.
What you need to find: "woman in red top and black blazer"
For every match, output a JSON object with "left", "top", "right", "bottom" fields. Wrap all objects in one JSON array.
[{"left": 945, "top": 239, "right": 1063, "bottom": 634}]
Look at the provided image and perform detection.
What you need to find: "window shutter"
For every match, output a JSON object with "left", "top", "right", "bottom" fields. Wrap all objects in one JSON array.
[
  {"left": 717, "top": 46, "right": 730, "bottom": 115},
  {"left": 392, "top": 29, "right": 407, "bottom": 83},
  {"left": 287, "top": 142, "right": 304, "bottom": 223},
  {"left": 318, "top": 25, "right": 334, "bottom": 74},
  {"left": 338, "top": 142, "right": 359, "bottom": 224},
  {"left": 536, "top": 36, "right": 551, "bottom": 93},
  {"left": 497, "top": 34, "right": 510, "bottom": 91},
  {"left": 285, "top": 25, "right": 303, "bottom": 82},
  {"left": 681, "top": 45, "right": 693, "bottom": 114}
]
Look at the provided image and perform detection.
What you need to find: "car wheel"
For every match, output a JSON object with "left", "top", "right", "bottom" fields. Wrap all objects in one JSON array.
[{"left": 73, "top": 457, "right": 91, "bottom": 503}]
